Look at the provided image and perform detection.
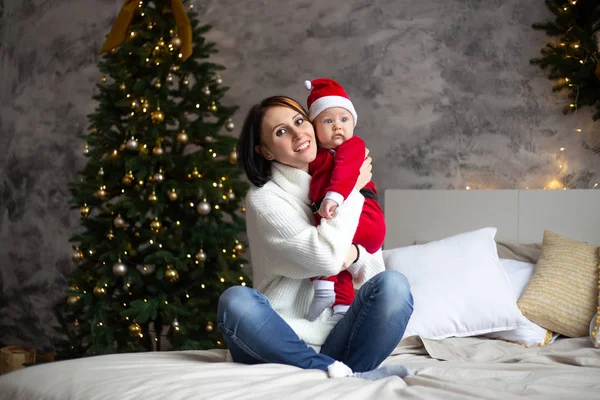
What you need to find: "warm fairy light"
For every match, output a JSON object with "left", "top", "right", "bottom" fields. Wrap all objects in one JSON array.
[
  {"left": 186, "top": 293, "right": 190, "bottom": 298},
  {"left": 239, "top": 276, "right": 244, "bottom": 281},
  {"left": 241, "top": 282, "right": 247, "bottom": 286},
  {"left": 220, "top": 278, "right": 225, "bottom": 282},
  {"left": 213, "top": 182, "right": 217, "bottom": 187},
  {"left": 594, "top": 183, "right": 599, "bottom": 188},
  {"left": 465, "top": 186, "right": 471, "bottom": 190},
  {"left": 222, "top": 249, "right": 226, "bottom": 253},
  {"left": 560, "top": 147, "right": 565, "bottom": 151},
  {"left": 565, "top": 78, "right": 570, "bottom": 82},
  {"left": 201, "top": 284, "right": 205, "bottom": 289},
  {"left": 165, "top": 301, "right": 168, "bottom": 304},
  {"left": 158, "top": 244, "right": 162, "bottom": 248},
  {"left": 190, "top": 202, "right": 194, "bottom": 207},
  {"left": 576, "top": 128, "right": 582, "bottom": 132},
  {"left": 178, "top": 53, "right": 183, "bottom": 58},
  {"left": 569, "top": 104, "right": 575, "bottom": 107},
  {"left": 215, "top": 205, "right": 220, "bottom": 210},
  {"left": 187, "top": 254, "right": 191, "bottom": 258},
  {"left": 212, "top": 153, "right": 217, "bottom": 158},
  {"left": 127, "top": 283, "right": 131, "bottom": 287},
  {"left": 545, "top": 179, "right": 564, "bottom": 190},
  {"left": 149, "top": 240, "right": 154, "bottom": 244},
  {"left": 123, "top": 303, "right": 126, "bottom": 306},
  {"left": 573, "top": 44, "right": 579, "bottom": 48},
  {"left": 232, "top": 254, "right": 237, "bottom": 259},
  {"left": 196, "top": 104, "right": 200, "bottom": 108},
  {"left": 579, "top": 60, "right": 584, "bottom": 64},
  {"left": 122, "top": 189, "right": 125, "bottom": 193},
  {"left": 560, "top": 42, "right": 566, "bottom": 46},
  {"left": 113, "top": 150, "right": 118, "bottom": 155},
  {"left": 144, "top": 299, "right": 147, "bottom": 302}
]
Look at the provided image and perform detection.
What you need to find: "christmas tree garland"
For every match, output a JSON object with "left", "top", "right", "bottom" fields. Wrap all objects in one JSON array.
[{"left": 531, "top": 0, "right": 600, "bottom": 120}]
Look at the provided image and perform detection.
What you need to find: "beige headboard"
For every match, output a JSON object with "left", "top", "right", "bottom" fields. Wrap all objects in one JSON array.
[{"left": 384, "top": 189, "right": 600, "bottom": 248}]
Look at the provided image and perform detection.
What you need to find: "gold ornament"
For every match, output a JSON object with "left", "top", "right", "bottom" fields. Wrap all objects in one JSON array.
[
  {"left": 152, "top": 145, "right": 164, "bottom": 156},
  {"left": 241, "top": 205, "right": 246, "bottom": 213},
  {"left": 73, "top": 319, "right": 80, "bottom": 327},
  {"left": 228, "top": 150, "right": 238, "bottom": 165},
  {"left": 168, "top": 189, "right": 178, "bottom": 201},
  {"left": 101, "top": 75, "right": 107, "bottom": 83},
  {"left": 164, "top": 266, "right": 179, "bottom": 282},
  {"left": 128, "top": 322, "right": 142, "bottom": 337},
  {"left": 93, "top": 285, "right": 107, "bottom": 297},
  {"left": 72, "top": 249, "right": 84, "bottom": 262},
  {"left": 119, "top": 83, "right": 126, "bottom": 91},
  {"left": 196, "top": 199, "right": 211, "bottom": 215},
  {"left": 176, "top": 130, "right": 188, "bottom": 144},
  {"left": 106, "top": 229, "right": 115, "bottom": 240},
  {"left": 69, "top": 284, "right": 79, "bottom": 291},
  {"left": 171, "top": 64, "right": 180, "bottom": 72},
  {"left": 148, "top": 191, "right": 158, "bottom": 203},
  {"left": 206, "top": 322, "right": 214, "bottom": 332},
  {"left": 114, "top": 215, "right": 126, "bottom": 228},
  {"left": 171, "top": 36, "right": 182, "bottom": 48},
  {"left": 119, "top": 143, "right": 126, "bottom": 151},
  {"left": 67, "top": 295, "right": 80, "bottom": 305},
  {"left": 90, "top": 127, "right": 98, "bottom": 135},
  {"left": 151, "top": 108, "right": 165, "bottom": 124},
  {"left": 126, "top": 137, "right": 139, "bottom": 151},
  {"left": 209, "top": 102, "right": 217, "bottom": 112},
  {"left": 80, "top": 204, "right": 90, "bottom": 217},
  {"left": 155, "top": 80, "right": 162, "bottom": 89},
  {"left": 96, "top": 186, "right": 108, "bottom": 198},
  {"left": 196, "top": 249, "right": 207, "bottom": 262},
  {"left": 191, "top": 167, "right": 200, "bottom": 178},
  {"left": 150, "top": 217, "right": 162, "bottom": 232},
  {"left": 122, "top": 171, "right": 134, "bottom": 185},
  {"left": 234, "top": 242, "right": 244, "bottom": 253},
  {"left": 225, "top": 119, "right": 235, "bottom": 131}
]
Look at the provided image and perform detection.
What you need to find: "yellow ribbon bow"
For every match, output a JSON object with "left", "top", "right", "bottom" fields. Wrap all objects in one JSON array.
[{"left": 99, "top": 0, "right": 192, "bottom": 61}]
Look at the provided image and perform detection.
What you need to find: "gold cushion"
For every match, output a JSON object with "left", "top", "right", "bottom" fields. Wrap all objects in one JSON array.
[{"left": 518, "top": 230, "right": 599, "bottom": 337}]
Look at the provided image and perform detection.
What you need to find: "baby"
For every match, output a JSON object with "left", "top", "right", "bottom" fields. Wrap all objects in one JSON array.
[{"left": 304, "top": 78, "right": 386, "bottom": 321}]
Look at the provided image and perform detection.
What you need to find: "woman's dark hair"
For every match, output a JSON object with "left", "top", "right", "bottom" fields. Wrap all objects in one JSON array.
[{"left": 237, "top": 96, "right": 309, "bottom": 187}]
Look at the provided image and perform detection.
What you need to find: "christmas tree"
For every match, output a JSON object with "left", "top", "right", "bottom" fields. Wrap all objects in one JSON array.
[
  {"left": 53, "top": 0, "right": 250, "bottom": 358},
  {"left": 531, "top": 0, "right": 600, "bottom": 120}
]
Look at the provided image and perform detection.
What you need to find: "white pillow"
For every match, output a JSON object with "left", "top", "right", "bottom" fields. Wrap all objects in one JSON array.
[
  {"left": 383, "top": 227, "right": 527, "bottom": 340},
  {"left": 484, "top": 259, "right": 558, "bottom": 347}
]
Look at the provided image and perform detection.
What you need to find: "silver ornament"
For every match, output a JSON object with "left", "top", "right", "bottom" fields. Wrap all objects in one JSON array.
[
  {"left": 202, "top": 86, "right": 211, "bottom": 95},
  {"left": 196, "top": 200, "right": 211, "bottom": 215},
  {"left": 172, "top": 319, "right": 180, "bottom": 328},
  {"left": 166, "top": 74, "right": 174, "bottom": 83},
  {"left": 113, "top": 261, "right": 128, "bottom": 276},
  {"left": 98, "top": 167, "right": 104, "bottom": 176},
  {"left": 216, "top": 75, "right": 222, "bottom": 84},
  {"left": 114, "top": 215, "right": 126, "bottom": 228},
  {"left": 196, "top": 249, "right": 207, "bottom": 262},
  {"left": 153, "top": 172, "right": 165, "bottom": 182},
  {"left": 227, "top": 191, "right": 236, "bottom": 201},
  {"left": 126, "top": 138, "right": 139, "bottom": 151},
  {"left": 225, "top": 120, "right": 235, "bottom": 131}
]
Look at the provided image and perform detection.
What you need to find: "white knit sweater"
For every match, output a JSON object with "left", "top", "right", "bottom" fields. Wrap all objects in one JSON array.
[{"left": 245, "top": 162, "right": 385, "bottom": 347}]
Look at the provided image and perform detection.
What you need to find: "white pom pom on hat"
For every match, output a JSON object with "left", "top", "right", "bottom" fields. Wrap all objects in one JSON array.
[{"left": 303, "top": 78, "right": 357, "bottom": 126}]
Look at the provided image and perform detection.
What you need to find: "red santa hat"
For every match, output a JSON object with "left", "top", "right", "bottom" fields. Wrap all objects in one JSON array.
[{"left": 304, "top": 78, "right": 358, "bottom": 126}]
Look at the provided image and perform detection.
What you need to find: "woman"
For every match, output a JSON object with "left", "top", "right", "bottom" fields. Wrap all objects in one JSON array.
[{"left": 217, "top": 96, "right": 414, "bottom": 380}]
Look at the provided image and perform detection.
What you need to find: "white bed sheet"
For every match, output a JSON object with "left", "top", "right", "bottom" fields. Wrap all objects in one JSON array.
[{"left": 1, "top": 336, "right": 598, "bottom": 400}]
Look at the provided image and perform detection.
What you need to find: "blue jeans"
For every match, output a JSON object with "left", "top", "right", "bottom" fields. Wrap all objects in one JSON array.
[{"left": 217, "top": 270, "right": 413, "bottom": 372}]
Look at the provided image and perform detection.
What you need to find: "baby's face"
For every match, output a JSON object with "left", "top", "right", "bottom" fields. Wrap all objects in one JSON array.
[{"left": 313, "top": 107, "right": 354, "bottom": 149}]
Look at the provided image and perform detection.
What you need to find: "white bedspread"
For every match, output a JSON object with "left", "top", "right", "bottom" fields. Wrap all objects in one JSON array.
[{"left": 1, "top": 336, "right": 599, "bottom": 400}]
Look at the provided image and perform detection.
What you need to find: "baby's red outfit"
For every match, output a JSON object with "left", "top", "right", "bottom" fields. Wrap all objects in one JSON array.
[{"left": 309, "top": 135, "right": 386, "bottom": 307}]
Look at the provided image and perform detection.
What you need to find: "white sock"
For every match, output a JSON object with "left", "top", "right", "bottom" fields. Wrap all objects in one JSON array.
[
  {"left": 327, "top": 361, "right": 411, "bottom": 380},
  {"left": 308, "top": 280, "right": 335, "bottom": 321}
]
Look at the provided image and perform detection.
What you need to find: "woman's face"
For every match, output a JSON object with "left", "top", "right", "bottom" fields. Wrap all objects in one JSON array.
[{"left": 257, "top": 106, "right": 317, "bottom": 172}]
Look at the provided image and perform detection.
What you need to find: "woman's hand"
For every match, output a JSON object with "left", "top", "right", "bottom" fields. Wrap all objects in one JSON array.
[
  {"left": 354, "top": 149, "right": 372, "bottom": 190},
  {"left": 341, "top": 244, "right": 358, "bottom": 270}
]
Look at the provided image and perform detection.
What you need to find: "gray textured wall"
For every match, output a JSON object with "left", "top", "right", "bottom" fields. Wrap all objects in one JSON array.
[{"left": 1, "top": 0, "right": 599, "bottom": 352}]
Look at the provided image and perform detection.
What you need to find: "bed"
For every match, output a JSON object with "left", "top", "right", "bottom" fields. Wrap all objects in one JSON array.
[{"left": 1, "top": 189, "right": 599, "bottom": 399}]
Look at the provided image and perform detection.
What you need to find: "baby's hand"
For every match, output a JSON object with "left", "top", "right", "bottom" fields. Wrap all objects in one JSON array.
[{"left": 319, "top": 199, "right": 338, "bottom": 220}]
